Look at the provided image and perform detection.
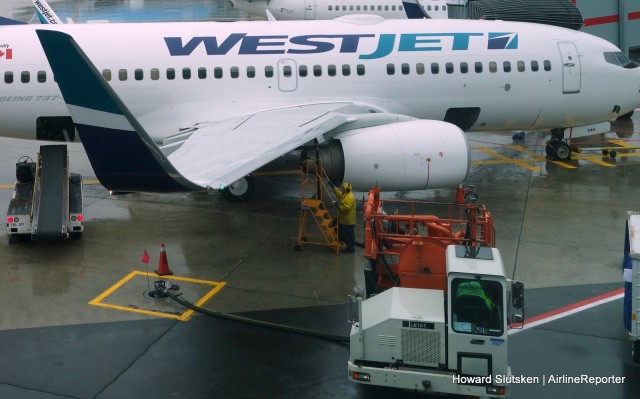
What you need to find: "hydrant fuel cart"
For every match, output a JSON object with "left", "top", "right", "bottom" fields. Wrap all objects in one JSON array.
[{"left": 347, "top": 187, "right": 524, "bottom": 398}]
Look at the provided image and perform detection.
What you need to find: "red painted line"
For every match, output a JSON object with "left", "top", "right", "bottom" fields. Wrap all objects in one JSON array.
[
  {"left": 525, "top": 287, "right": 624, "bottom": 325},
  {"left": 629, "top": 11, "right": 640, "bottom": 21},
  {"left": 584, "top": 15, "right": 620, "bottom": 27}
]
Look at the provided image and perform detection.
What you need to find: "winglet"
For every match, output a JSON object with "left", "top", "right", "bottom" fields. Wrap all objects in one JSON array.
[
  {"left": 32, "top": 0, "right": 64, "bottom": 24},
  {"left": 402, "top": 0, "right": 430, "bottom": 19},
  {"left": 35, "top": 29, "right": 203, "bottom": 192}
]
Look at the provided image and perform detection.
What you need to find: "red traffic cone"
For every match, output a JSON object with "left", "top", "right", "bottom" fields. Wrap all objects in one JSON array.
[
  {"left": 155, "top": 243, "right": 174, "bottom": 276},
  {"left": 455, "top": 184, "right": 465, "bottom": 204}
]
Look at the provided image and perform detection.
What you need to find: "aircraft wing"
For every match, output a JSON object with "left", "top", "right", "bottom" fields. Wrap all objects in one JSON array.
[
  {"left": 164, "top": 103, "right": 368, "bottom": 190},
  {"left": 35, "top": 29, "right": 380, "bottom": 192}
]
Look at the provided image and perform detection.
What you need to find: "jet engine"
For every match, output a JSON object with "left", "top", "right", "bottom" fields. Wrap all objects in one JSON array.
[{"left": 309, "top": 120, "right": 470, "bottom": 192}]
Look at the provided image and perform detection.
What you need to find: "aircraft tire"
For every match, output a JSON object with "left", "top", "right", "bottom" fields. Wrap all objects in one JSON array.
[
  {"left": 221, "top": 175, "right": 255, "bottom": 202},
  {"left": 554, "top": 141, "right": 571, "bottom": 161}
]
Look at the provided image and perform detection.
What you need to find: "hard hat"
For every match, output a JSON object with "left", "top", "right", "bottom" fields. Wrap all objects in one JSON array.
[{"left": 342, "top": 182, "right": 352, "bottom": 191}]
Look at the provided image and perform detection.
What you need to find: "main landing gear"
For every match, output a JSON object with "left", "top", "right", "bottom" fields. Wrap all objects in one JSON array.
[
  {"left": 221, "top": 175, "right": 255, "bottom": 202},
  {"left": 545, "top": 128, "right": 572, "bottom": 161}
]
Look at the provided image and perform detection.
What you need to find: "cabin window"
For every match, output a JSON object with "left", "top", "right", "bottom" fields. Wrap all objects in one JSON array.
[
  {"left": 378, "top": 5, "right": 382, "bottom": 10},
  {"left": 385, "top": 5, "right": 389, "bottom": 10},
  {"left": 427, "top": 5, "right": 431, "bottom": 10},
  {"left": 167, "top": 68, "right": 175, "bottom": 80},
  {"left": 182, "top": 67, "right": 191, "bottom": 79},
  {"left": 363, "top": 5, "right": 368, "bottom": 10},
  {"left": 460, "top": 62, "right": 468, "bottom": 74},
  {"left": 4, "top": 71, "right": 13, "bottom": 84},
  {"left": 135, "top": 68, "right": 143, "bottom": 81},
  {"left": 102, "top": 69, "right": 111, "bottom": 81},
  {"left": 342, "top": 5, "right": 346, "bottom": 10},
  {"left": 531, "top": 60, "right": 539, "bottom": 72},
  {"left": 474, "top": 62, "right": 483, "bottom": 73},
  {"left": 246, "top": 66, "right": 255, "bottom": 78},
  {"left": 442, "top": 5, "right": 446, "bottom": 10},
  {"left": 230, "top": 66, "right": 239, "bottom": 78},
  {"left": 416, "top": 63, "right": 425, "bottom": 75},
  {"left": 357, "top": 64, "right": 365, "bottom": 76},
  {"left": 328, "top": 64, "right": 336, "bottom": 76},
  {"left": 503, "top": 61, "right": 511, "bottom": 73},
  {"left": 118, "top": 69, "right": 127, "bottom": 81},
  {"left": 445, "top": 62, "right": 454, "bottom": 74},
  {"left": 543, "top": 60, "right": 552, "bottom": 71},
  {"left": 342, "top": 64, "right": 351, "bottom": 76},
  {"left": 431, "top": 62, "right": 439, "bottom": 74},
  {"left": 356, "top": 5, "right": 361, "bottom": 10},
  {"left": 265, "top": 65, "right": 274, "bottom": 78},
  {"left": 489, "top": 62, "right": 497, "bottom": 73},
  {"left": 198, "top": 67, "right": 207, "bottom": 79},
  {"left": 299, "top": 65, "right": 308, "bottom": 77},
  {"left": 328, "top": 5, "right": 332, "bottom": 10},
  {"left": 399, "top": 5, "right": 403, "bottom": 11},
  {"left": 401, "top": 63, "right": 410, "bottom": 75},
  {"left": 387, "top": 63, "right": 395, "bottom": 75},
  {"left": 37, "top": 71, "right": 46, "bottom": 83},
  {"left": 21, "top": 71, "right": 30, "bottom": 83},
  {"left": 214, "top": 67, "right": 223, "bottom": 79},
  {"left": 392, "top": 5, "right": 396, "bottom": 11},
  {"left": 349, "top": 5, "right": 353, "bottom": 11},
  {"left": 283, "top": 65, "right": 292, "bottom": 77},
  {"left": 151, "top": 68, "right": 160, "bottom": 80},
  {"left": 435, "top": 5, "right": 439, "bottom": 10},
  {"left": 313, "top": 65, "right": 322, "bottom": 77},
  {"left": 517, "top": 61, "right": 525, "bottom": 72}
]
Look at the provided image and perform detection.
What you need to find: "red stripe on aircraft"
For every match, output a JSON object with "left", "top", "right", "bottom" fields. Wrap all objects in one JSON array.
[{"left": 629, "top": 11, "right": 640, "bottom": 21}]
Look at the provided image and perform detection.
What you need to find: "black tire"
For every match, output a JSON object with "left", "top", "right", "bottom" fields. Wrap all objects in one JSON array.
[
  {"left": 554, "top": 142, "right": 571, "bottom": 161},
  {"left": 221, "top": 175, "right": 255, "bottom": 202},
  {"left": 633, "top": 340, "right": 640, "bottom": 363},
  {"left": 609, "top": 150, "right": 617, "bottom": 159}
]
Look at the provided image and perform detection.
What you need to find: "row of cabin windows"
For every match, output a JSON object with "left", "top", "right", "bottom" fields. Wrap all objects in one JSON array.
[
  {"left": 386, "top": 60, "right": 552, "bottom": 75},
  {"left": 328, "top": 4, "right": 404, "bottom": 11},
  {"left": 2, "top": 59, "right": 552, "bottom": 84}
]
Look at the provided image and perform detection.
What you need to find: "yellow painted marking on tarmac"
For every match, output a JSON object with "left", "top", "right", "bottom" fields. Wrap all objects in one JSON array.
[
  {"left": 473, "top": 147, "right": 541, "bottom": 171},
  {"left": 0, "top": 184, "right": 14, "bottom": 189},
  {"left": 569, "top": 153, "right": 614, "bottom": 166},
  {"left": 89, "top": 270, "right": 226, "bottom": 322},
  {"left": 508, "top": 145, "right": 577, "bottom": 169}
]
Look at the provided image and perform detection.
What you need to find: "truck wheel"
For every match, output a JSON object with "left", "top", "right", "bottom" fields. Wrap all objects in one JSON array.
[{"left": 633, "top": 340, "right": 640, "bottom": 363}]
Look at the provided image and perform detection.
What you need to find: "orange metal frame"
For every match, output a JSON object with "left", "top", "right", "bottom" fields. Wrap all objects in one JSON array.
[{"left": 363, "top": 187, "right": 495, "bottom": 293}]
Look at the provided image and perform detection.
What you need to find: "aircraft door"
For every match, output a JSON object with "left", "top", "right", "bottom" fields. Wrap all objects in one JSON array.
[
  {"left": 558, "top": 42, "right": 581, "bottom": 94},
  {"left": 305, "top": 0, "right": 315, "bottom": 19},
  {"left": 278, "top": 59, "right": 298, "bottom": 92}
]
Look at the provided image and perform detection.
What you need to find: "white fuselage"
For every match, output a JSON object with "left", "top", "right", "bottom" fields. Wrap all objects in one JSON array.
[{"left": 0, "top": 17, "right": 638, "bottom": 143}]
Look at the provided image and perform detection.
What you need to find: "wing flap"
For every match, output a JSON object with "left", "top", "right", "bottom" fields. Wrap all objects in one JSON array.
[{"left": 167, "top": 104, "right": 366, "bottom": 189}]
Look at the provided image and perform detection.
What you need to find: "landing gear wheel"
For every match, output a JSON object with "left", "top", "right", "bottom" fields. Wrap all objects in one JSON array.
[
  {"left": 633, "top": 340, "right": 640, "bottom": 363},
  {"left": 554, "top": 141, "right": 571, "bottom": 161},
  {"left": 221, "top": 175, "right": 255, "bottom": 202},
  {"left": 609, "top": 150, "right": 617, "bottom": 159}
]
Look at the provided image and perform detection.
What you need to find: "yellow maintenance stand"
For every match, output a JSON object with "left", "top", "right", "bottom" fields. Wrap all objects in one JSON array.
[{"left": 296, "top": 157, "right": 341, "bottom": 253}]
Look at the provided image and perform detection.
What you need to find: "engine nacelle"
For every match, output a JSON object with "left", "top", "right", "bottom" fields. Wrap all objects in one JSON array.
[{"left": 314, "top": 120, "right": 470, "bottom": 192}]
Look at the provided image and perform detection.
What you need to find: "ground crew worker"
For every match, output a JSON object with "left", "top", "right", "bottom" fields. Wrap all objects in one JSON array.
[{"left": 332, "top": 182, "right": 356, "bottom": 253}]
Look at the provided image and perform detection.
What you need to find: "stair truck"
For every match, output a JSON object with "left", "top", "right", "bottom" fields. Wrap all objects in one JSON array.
[
  {"left": 347, "top": 186, "right": 525, "bottom": 397},
  {"left": 624, "top": 213, "right": 640, "bottom": 363},
  {"left": 6, "top": 145, "right": 84, "bottom": 243}
]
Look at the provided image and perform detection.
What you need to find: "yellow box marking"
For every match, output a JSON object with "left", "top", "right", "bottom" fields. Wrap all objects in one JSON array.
[{"left": 89, "top": 270, "right": 226, "bottom": 321}]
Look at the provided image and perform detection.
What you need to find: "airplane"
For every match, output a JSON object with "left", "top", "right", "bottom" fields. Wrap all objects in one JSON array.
[
  {"left": 0, "top": 16, "right": 638, "bottom": 201},
  {"left": 231, "top": 0, "right": 446, "bottom": 20}
]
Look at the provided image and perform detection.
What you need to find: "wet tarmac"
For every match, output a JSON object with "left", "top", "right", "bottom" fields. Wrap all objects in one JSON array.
[{"left": 0, "top": 115, "right": 638, "bottom": 398}]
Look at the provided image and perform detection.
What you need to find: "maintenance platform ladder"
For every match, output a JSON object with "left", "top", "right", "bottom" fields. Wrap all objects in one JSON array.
[{"left": 296, "top": 159, "right": 341, "bottom": 253}]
